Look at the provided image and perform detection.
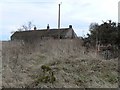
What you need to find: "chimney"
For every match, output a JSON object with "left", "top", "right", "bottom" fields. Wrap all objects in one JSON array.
[
  {"left": 109, "top": 20, "right": 111, "bottom": 23},
  {"left": 69, "top": 25, "right": 72, "bottom": 28},
  {"left": 47, "top": 24, "right": 50, "bottom": 30},
  {"left": 58, "top": 4, "right": 61, "bottom": 29},
  {"left": 34, "top": 26, "right": 37, "bottom": 30}
]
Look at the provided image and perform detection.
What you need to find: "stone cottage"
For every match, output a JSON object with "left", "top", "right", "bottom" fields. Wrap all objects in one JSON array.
[{"left": 11, "top": 25, "right": 77, "bottom": 42}]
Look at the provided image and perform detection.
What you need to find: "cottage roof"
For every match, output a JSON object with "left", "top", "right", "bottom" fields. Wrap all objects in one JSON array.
[
  {"left": 11, "top": 26, "right": 77, "bottom": 41},
  {"left": 12, "top": 28, "right": 70, "bottom": 37}
]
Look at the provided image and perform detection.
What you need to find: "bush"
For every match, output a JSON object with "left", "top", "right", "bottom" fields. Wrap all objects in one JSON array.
[
  {"left": 34, "top": 65, "right": 56, "bottom": 85},
  {"left": 41, "top": 65, "right": 51, "bottom": 72}
]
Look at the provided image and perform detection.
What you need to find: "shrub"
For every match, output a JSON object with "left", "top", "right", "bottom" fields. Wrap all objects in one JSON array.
[
  {"left": 41, "top": 65, "right": 51, "bottom": 72},
  {"left": 35, "top": 65, "right": 56, "bottom": 85}
]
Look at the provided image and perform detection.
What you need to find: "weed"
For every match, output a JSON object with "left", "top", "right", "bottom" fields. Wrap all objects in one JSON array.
[
  {"left": 34, "top": 65, "right": 56, "bottom": 85},
  {"left": 41, "top": 65, "right": 51, "bottom": 72}
]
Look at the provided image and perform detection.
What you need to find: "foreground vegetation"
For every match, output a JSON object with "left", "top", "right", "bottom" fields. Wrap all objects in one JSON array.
[{"left": 2, "top": 39, "right": 118, "bottom": 88}]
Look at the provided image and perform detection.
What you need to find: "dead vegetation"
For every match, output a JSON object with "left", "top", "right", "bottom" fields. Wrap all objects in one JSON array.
[{"left": 2, "top": 39, "right": 118, "bottom": 88}]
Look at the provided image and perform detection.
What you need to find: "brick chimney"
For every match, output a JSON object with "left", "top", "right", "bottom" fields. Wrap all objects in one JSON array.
[
  {"left": 34, "top": 26, "right": 37, "bottom": 30},
  {"left": 69, "top": 25, "right": 72, "bottom": 28},
  {"left": 47, "top": 24, "right": 50, "bottom": 30}
]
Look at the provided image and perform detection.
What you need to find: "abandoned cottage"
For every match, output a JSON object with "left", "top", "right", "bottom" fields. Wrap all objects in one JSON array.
[{"left": 11, "top": 25, "right": 77, "bottom": 42}]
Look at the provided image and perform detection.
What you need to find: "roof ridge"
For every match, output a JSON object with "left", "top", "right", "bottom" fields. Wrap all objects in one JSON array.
[{"left": 16, "top": 28, "right": 70, "bottom": 32}]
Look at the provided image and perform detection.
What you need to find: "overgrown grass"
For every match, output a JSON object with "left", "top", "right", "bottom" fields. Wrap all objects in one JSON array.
[
  {"left": 100, "top": 71, "right": 118, "bottom": 84},
  {"left": 2, "top": 39, "right": 118, "bottom": 88}
]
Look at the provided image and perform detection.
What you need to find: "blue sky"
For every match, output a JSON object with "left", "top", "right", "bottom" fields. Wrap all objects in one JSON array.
[{"left": 0, "top": 0, "right": 119, "bottom": 40}]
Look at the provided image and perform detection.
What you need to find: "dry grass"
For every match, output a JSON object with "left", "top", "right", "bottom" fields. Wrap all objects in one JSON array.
[{"left": 2, "top": 39, "right": 118, "bottom": 88}]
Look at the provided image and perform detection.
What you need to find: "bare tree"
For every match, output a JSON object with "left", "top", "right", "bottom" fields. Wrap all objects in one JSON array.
[
  {"left": 17, "top": 21, "right": 34, "bottom": 31},
  {"left": 22, "top": 25, "right": 28, "bottom": 31},
  {"left": 28, "top": 21, "right": 32, "bottom": 30}
]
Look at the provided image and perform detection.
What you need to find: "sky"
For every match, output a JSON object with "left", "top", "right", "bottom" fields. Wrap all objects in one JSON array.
[{"left": 0, "top": 0, "right": 119, "bottom": 40}]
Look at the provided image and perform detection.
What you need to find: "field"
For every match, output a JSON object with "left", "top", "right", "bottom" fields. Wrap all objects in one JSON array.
[{"left": 2, "top": 39, "right": 118, "bottom": 88}]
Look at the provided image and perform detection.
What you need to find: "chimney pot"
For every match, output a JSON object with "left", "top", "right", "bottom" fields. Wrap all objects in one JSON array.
[
  {"left": 69, "top": 25, "right": 72, "bottom": 28},
  {"left": 34, "top": 26, "right": 37, "bottom": 30},
  {"left": 47, "top": 24, "right": 50, "bottom": 30}
]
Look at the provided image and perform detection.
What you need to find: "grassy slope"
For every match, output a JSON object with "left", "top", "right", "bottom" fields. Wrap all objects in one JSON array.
[{"left": 2, "top": 39, "right": 118, "bottom": 88}]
